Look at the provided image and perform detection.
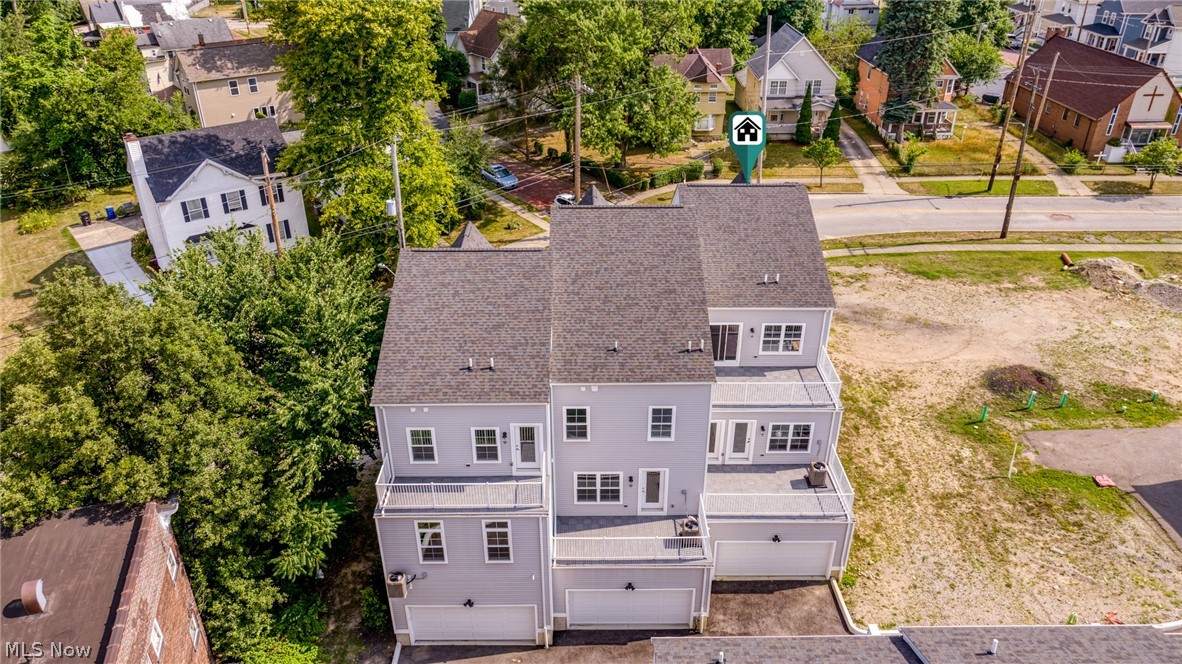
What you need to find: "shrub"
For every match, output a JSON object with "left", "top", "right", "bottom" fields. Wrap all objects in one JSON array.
[
  {"left": 533, "top": 140, "right": 543, "bottom": 155},
  {"left": 710, "top": 156, "right": 726, "bottom": 176},
  {"left": 360, "top": 587, "right": 388, "bottom": 632},
  {"left": 504, "top": 220, "right": 520, "bottom": 230},
  {"left": 823, "top": 112, "right": 842, "bottom": 142},
  {"left": 898, "top": 134, "right": 927, "bottom": 174},
  {"left": 1061, "top": 148, "right": 1087, "bottom": 174},
  {"left": 559, "top": 151, "right": 572, "bottom": 164},
  {"left": 131, "top": 230, "right": 154, "bottom": 269},
  {"left": 274, "top": 595, "right": 327, "bottom": 646},
  {"left": 984, "top": 365, "right": 1061, "bottom": 398},
  {"left": 16, "top": 209, "right": 54, "bottom": 235},
  {"left": 547, "top": 147, "right": 559, "bottom": 159},
  {"left": 457, "top": 91, "right": 477, "bottom": 112},
  {"left": 1106, "top": 137, "right": 1123, "bottom": 147}
]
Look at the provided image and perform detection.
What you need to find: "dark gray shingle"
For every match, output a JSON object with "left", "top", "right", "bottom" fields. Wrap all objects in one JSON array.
[
  {"left": 748, "top": 24, "right": 806, "bottom": 79},
  {"left": 652, "top": 635, "right": 923, "bottom": 663},
  {"left": 450, "top": 221, "right": 495, "bottom": 249},
  {"left": 137, "top": 119, "right": 285, "bottom": 201},
  {"left": 901, "top": 625, "right": 1182, "bottom": 663},
  {"left": 150, "top": 18, "right": 234, "bottom": 51},
  {"left": 174, "top": 39, "right": 285, "bottom": 82}
]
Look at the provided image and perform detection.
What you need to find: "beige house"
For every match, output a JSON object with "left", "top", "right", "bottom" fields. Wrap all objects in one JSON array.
[
  {"left": 174, "top": 39, "right": 299, "bottom": 128},
  {"left": 653, "top": 48, "right": 734, "bottom": 136}
]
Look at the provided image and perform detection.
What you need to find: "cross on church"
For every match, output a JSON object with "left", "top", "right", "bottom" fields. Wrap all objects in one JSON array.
[{"left": 1144, "top": 85, "right": 1165, "bottom": 112}]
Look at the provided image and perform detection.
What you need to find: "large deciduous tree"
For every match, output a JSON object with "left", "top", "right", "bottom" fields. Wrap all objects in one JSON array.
[
  {"left": 947, "top": 32, "right": 1001, "bottom": 94},
  {"left": 691, "top": 0, "right": 762, "bottom": 65},
  {"left": 757, "top": 0, "right": 824, "bottom": 38},
  {"left": 810, "top": 16, "right": 875, "bottom": 76},
  {"left": 952, "top": 0, "right": 1014, "bottom": 49},
  {"left": 875, "top": 0, "right": 958, "bottom": 141}
]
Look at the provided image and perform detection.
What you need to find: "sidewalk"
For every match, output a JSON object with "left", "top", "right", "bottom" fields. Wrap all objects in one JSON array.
[
  {"left": 823, "top": 243, "right": 1182, "bottom": 258},
  {"left": 836, "top": 121, "right": 906, "bottom": 196},
  {"left": 1011, "top": 135, "right": 1093, "bottom": 196}
]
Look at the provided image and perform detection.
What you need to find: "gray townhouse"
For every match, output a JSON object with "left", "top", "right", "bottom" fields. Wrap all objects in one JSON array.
[
  {"left": 370, "top": 184, "right": 855, "bottom": 646},
  {"left": 1045, "top": 0, "right": 1182, "bottom": 84}
]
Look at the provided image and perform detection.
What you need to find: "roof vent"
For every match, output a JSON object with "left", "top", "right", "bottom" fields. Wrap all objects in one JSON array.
[
  {"left": 988, "top": 638, "right": 999, "bottom": 655},
  {"left": 775, "top": 273, "right": 780, "bottom": 283},
  {"left": 611, "top": 341, "right": 620, "bottom": 353},
  {"left": 20, "top": 579, "right": 46, "bottom": 615},
  {"left": 466, "top": 357, "right": 473, "bottom": 371},
  {"left": 486, "top": 357, "right": 495, "bottom": 371}
]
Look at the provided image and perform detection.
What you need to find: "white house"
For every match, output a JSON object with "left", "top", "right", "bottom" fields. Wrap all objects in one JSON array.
[
  {"left": 124, "top": 119, "right": 309, "bottom": 270},
  {"left": 824, "top": 0, "right": 882, "bottom": 28}
]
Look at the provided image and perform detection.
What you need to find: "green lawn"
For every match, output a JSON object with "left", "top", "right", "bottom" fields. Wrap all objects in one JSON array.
[
  {"left": 637, "top": 191, "right": 676, "bottom": 205},
  {"left": 444, "top": 202, "right": 543, "bottom": 246},
  {"left": 821, "top": 230, "right": 1182, "bottom": 251},
  {"left": 1084, "top": 180, "right": 1182, "bottom": 195},
  {"left": 716, "top": 141, "right": 857, "bottom": 179},
  {"left": 898, "top": 178, "right": 1058, "bottom": 196},
  {"left": 1008, "top": 125, "right": 1135, "bottom": 176},
  {"left": 827, "top": 250, "right": 1182, "bottom": 290},
  {"left": 806, "top": 182, "right": 864, "bottom": 193}
]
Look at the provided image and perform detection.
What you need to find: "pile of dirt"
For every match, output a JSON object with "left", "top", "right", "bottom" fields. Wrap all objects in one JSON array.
[
  {"left": 1069, "top": 257, "right": 1149, "bottom": 293},
  {"left": 1134, "top": 281, "right": 1182, "bottom": 312},
  {"left": 984, "top": 365, "right": 1062, "bottom": 397}
]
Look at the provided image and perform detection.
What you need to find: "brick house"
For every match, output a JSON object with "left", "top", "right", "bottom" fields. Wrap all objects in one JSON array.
[
  {"left": 855, "top": 37, "right": 961, "bottom": 140},
  {"left": 653, "top": 48, "right": 735, "bottom": 136},
  {"left": 0, "top": 502, "right": 214, "bottom": 664},
  {"left": 1003, "top": 35, "right": 1182, "bottom": 159}
]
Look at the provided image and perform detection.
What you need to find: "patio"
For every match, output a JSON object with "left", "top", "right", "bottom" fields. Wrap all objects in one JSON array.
[
  {"left": 704, "top": 462, "right": 854, "bottom": 519},
  {"left": 554, "top": 515, "right": 710, "bottom": 564}
]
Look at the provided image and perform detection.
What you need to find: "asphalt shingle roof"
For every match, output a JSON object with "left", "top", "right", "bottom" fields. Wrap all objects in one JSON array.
[
  {"left": 137, "top": 119, "right": 285, "bottom": 201},
  {"left": 174, "top": 39, "right": 285, "bottom": 82},
  {"left": 150, "top": 17, "right": 234, "bottom": 51},
  {"left": 458, "top": 9, "right": 511, "bottom": 59},
  {"left": 372, "top": 249, "right": 552, "bottom": 405},
  {"left": 654, "top": 48, "right": 735, "bottom": 89},
  {"left": 900, "top": 625, "right": 1182, "bottom": 663},
  {"left": 441, "top": 0, "right": 474, "bottom": 32},
  {"left": 653, "top": 635, "right": 923, "bottom": 663},
  {"left": 748, "top": 24, "right": 807, "bottom": 79},
  {"left": 450, "top": 221, "right": 495, "bottom": 249}
]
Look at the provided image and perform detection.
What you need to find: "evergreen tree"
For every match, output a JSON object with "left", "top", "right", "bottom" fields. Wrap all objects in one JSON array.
[
  {"left": 795, "top": 81, "right": 814, "bottom": 144},
  {"left": 823, "top": 110, "right": 842, "bottom": 142},
  {"left": 875, "top": 0, "right": 958, "bottom": 141}
]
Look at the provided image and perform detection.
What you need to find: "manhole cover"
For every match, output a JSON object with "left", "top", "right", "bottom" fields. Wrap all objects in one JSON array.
[{"left": 1050, "top": 213, "right": 1074, "bottom": 221}]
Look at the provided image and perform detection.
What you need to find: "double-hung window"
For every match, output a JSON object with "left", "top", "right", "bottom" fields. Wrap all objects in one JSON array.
[
  {"left": 416, "top": 521, "right": 446, "bottom": 562},
  {"left": 407, "top": 428, "right": 437, "bottom": 463},
  {"left": 247, "top": 77, "right": 259, "bottom": 93},
  {"left": 180, "top": 198, "right": 209, "bottom": 223},
  {"left": 472, "top": 427, "right": 500, "bottom": 463},
  {"left": 221, "top": 189, "right": 248, "bottom": 214},
  {"left": 264, "top": 220, "right": 293, "bottom": 244},
  {"left": 761, "top": 324, "right": 804, "bottom": 353},
  {"left": 807, "top": 79, "right": 824, "bottom": 95},
  {"left": 564, "top": 407, "right": 589, "bottom": 441},
  {"left": 258, "top": 182, "right": 285, "bottom": 205},
  {"left": 769, "top": 80, "right": 788, "bottom": 96},
  {"left": 483, "top": 520, "right": 512, "bottom": 562},
  {"left": 648, "top": 407, "right": 675, "bottom": 441},
  {"left": 188, "top": 614, "right": 200, "bottom": 648},
  {"left": 165, "top": 546, "right": 178, "bottom": 581},
  {"left": 150, "top": 618, "right": 164, "bottom": 657},
  {"left": 228, "top": 79, "right": 240, "bottom": 96},
  {"left": 768, "top": 423, "right": 812, "bottom": 452},
  {"left": 575, "top": 473, "right": 621, "bottom": 503}
]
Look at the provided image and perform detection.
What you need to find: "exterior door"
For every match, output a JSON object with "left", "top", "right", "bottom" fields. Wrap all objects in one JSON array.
[
  {"left": 511, "top": 424, "right": 541, "bottom": 474},
  {"left": 707, "top": 420, "right": 723, "bottom": 463},
  {"left": 638, "top": 468, "right": 667, "bottom": 514},
  {"left": 724, "top": 421, "right": 755, "bottom": 464}
]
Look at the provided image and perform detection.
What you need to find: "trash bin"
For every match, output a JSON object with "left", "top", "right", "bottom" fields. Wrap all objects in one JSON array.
[
  {"left": 807, "top": 461, "right": 830, "bottom": 488},
  {"left": 79, "top": 211, "right": 91, "bottom": 226},
  {"left": 105, "top": 206, "right": 116, "bottom": 220}
]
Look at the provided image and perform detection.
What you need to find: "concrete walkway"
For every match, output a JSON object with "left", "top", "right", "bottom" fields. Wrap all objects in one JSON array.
[
  {"left": 1010, "top": 133, "right": 1093, "bottom": 196},
  {"left": 836, "top": 121, "right": 906, "bottom": 196},
  {"left": 67, "top": 217, "right": 152, "bottom": 302},
  {"left": 823, "top": 243, "right": 1182, "bottom": 258}
]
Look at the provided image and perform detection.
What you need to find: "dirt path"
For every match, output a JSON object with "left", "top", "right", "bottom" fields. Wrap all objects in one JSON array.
[{"left": 829, "top": 265, "right": 1182, "bottom": 628}]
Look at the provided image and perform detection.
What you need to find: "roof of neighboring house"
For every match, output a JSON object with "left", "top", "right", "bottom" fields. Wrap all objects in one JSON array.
[
  {"left": 1040, "top": 12, "right": 1078, "bottom": 26},
  {"left": 1005, "top": 34, "right": 1171, "bottom": 119},
  {"left": 151, "top": 17, "right": 234, "bottom": 51},
  {"left": 653, "top": 635, "right": 923, "bottom": 664},
  {"left": 1080, "top": 21, "right": 1121, "bottom": 36},
  {"left": 0, "top": 504, "right": 143, "bottom": 661},
  {"left": 458, "top": 8, "right": 512, "bottom": 58},
  {"left": 450, "top": 221, "right": 495, "bottom": 249},
  {"left": 748, "top": 24, "right": 808, "bottom": 79},
  {"left": 442, "top": 0, "right": 474, "bottom": 32},
  {"left": 373, "top": 249, "right": 553, "bottom": 405},
  {"left": 136, "top": 119, "right": 286, "bottom": 201},
  {"left": 174, "top": 38, "right": 286, "bottom": 82},
  {"left": 654, "top": 48, "right": 734, "bottom": 90},
  {"left": 90, "top": 1, "right": 124, "bottom": 24},
  {"left": 857, "top": 37, "right": 958, "bottom": 80},
  {"left": 579, "top": 185, "right": 610, "bottom": 206}
]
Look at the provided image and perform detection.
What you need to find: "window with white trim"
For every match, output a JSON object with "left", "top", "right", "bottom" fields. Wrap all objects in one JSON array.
[
  {"left": 258, "top": 182, "right": 285, "bottom": 205},
  {"left": 180, "top": 198, "right": 209, "bottom": 223},
  {"left": 1172, "top": 108, "right": 1181, "bottom": 135},
  {"left": 189, "top": 614, "right": 199, "bottom": 648},
  {"left": 1107, "top": 105, "right": 1119, "bottom": 135},
  {"left": 150, "top": 618, "right": 164, "bottom": 657},
  {"left": 769, "top": 80, "right": 789, "bottom": 96},
  {"left": 564, "top": 407, "right": 589, "bottom": 441},
  {"left": 761, "top": 324, "right": 804, "bottom": 353},
  {"left": 416, "top": 521, "right": 446, "bottom": 562},
  {"left": 247, "top": 77, "right": 259, "bottom": 93},
  {"left": 708, "top": 90, "right": 717, "bottom": 103},
  {"left": 648, "top": 407, "right": 675, "bottom": 441},
  {"left": 768, "top": 423, "right": 812, "bottom": 452},
  {"left": 807, "top": 79, "right": 824, "bottom": 95},
  {"left": 228, "top": 79, "right": 240, "bottom": 96},
  {"left": 482, "top": 520, "right": 512, "bottom": 562},
  {"left": 472, "top": 428, "right": 500, "bottom": 462},
  {"left": 220, "top": 189, "right": 248, "bottom": 214},
  {"left": 575, "top": 473, "right": 622, "bottom": 503},
  {"left": 407, "top": 428, "right": 436, "bottom": 463},
  {"left": 165, "top": 546, "right": 178, "bottom": 581}
]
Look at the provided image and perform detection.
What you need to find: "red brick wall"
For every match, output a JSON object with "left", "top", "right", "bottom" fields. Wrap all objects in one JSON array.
[
  {"left": 109, "top": 503, "right": 214, "bottom": 664},
  {"left": 856, "top": 59, "right": 890, "bottom": 128}
]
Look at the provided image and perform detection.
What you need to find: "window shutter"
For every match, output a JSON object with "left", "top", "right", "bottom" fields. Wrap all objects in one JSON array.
[
  {"left": 200, "top": 198, "right": 209, "bottom": 217},
  {"left": 281, "top": 219, "right": 291, "bottom": 239},
  {"left": 265, "top": 224, "right": 275, "bottom": 244},
  {"left": 221, "top": 193, "right": 230, "bottom": 214},
  {"left": 239, "top": 190, "right": 248, "bottom": 210},
  {"left": 181, "top": 201, "right": 191, "bottom": 223}
]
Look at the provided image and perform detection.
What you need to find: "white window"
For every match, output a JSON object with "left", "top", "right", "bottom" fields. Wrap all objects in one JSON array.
[
  {"left": 406, "top": 428, "right": 437, "bottom": 463},
  {"left": 415, "top": 521, "right": 446, "bottom": 563},
  {"left": 281, "top": 219, "right": 292, "bottom": 239},
  {"left": 220, "top": 189, "right": 248, "bottom": 214},
  {"left": 180, "top": 198, "right": 209, "bottom": 223},
  {"left": 264, "top": 220, "right": 294, "bottom": 244},
  {"left": 575, "top": 473, "right": 622, "bottom": 503},
  {"left": 694, "top": 114, "right": 716, "bottom": 131},
  {"left": 769, "top": 80, "right": 789, "bottom": 96},
  {"left": 472, "top": 427, "right": 500, "bottom": 463},
  {"left": 258, "top": 182, "right": 285, "bottom": 205},
  {"left": 482, "top": 520, "right": 512, "bottom": 562},
  {"left": 760, "top": 324, "right": 804, "bottom": 354},
  {"left": 648, "top": 406, "right": 675, "bottom": 441},
  {"left": 807, "top": 79, "right": 824, "bottom": 95},
  {"left": 1172, "top": 108, "right": 1181, "bottom": 135},
  {"left": 768, "top": 423, "right": 812, "bottom": 452},
  {"left": 188, "top": 614, "right": 199, "bottom": 648},
  {"left": 165, "top": 546, "right": 178, "bottom": 581},
  {"left": 228, "top": 79, "right": 239, "bottom": 96},
  {"left": 150, "top": 618, "right": 164, "bottom": 657},
  {"left": 564, "top": 407, "right": 589, "bottom": 441},
  {"left": 247, "top": 77, "right": 259, "bottom": 93},
  {"left": 708, "top": 90, "right": 717, "bottom": 103},
  {"left": 254, "top": 105, "right": 277, "bottom": 117},
  {"left": 1107, "top": 105, "right": 1119, "bottom": 135}
]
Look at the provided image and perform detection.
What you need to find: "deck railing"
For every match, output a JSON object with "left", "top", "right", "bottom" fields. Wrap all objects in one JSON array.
[
  {"left": 704, "top": 455, "right": 854, "bottom": 518},
  {"left": 375, "top": 468, "right": 544, "bottom": 513},
  {"left": 554, "top": 505, "right": 711, "bottom": 563},
  {"left": 712, "top": 349, "right": 842, "bottom": 406}
]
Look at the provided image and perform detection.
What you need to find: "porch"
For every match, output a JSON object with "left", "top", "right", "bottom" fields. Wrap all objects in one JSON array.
[
  {"left": 711, "top": 348, "right": 841, "bottom": 408},
  {"left": 703, "top": 456, "right": 854, "bottom": 519},
  {"left": 881, "top": 101, "right": 959, "bottom": 140},
  {"left": 554, "top": 504, "right": 711, "bottom": 565},
  {"left": 374, "top": 466, "right": 545, "bottom": 515}
]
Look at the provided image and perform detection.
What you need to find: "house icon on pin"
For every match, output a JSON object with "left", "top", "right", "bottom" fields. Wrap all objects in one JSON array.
[{"left": 733, "top": 116, "right": 761, "bottom": 145}]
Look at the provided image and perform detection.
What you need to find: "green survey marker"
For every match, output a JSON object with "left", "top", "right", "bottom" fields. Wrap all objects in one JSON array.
[{"left": 728, "top": 111, "right": 766, "bottom": 183}]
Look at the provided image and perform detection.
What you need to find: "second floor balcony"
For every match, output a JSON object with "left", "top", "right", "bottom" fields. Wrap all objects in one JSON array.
[
  {"left": 553, "top": 498, "right": 712, "bottom": 565},
  {"left": 374, "top": 465, "right": 545, "bottom": 515},
  {"left": 703, "top": 453, "right": 854, "bottom": 519},
  {"left": 711, "top": 348, "right": 842, "bottom": 408}
]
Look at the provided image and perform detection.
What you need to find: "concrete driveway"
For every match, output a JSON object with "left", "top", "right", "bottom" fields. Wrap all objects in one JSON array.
[
  {"left": 67, "top": 217, "right": 152, "bottom": 302},
  {"left": 1024, "top": 426, "right": 1182, "bottom": 547},
  {"left": 706, "top": 581, "right": 847, "bottom": 636}
]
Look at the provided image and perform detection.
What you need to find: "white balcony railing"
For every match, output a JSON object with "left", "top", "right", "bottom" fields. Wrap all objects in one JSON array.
[
  {"left": 375, "top": 468, "right": 544, "bottom": 514},
  {"left": 554, "top": 503, "right": 711, "bottom": 563},
  {"left": 713, "top": 349, "right": 842, "bottom": 406},
  {"left": 704, "top": 454, "right": 854, "bottom": 518}
]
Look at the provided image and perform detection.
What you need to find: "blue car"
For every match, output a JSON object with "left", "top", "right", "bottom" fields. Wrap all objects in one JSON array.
[{"left": 481, "top": 163, "right": 519, "bottom": 190}]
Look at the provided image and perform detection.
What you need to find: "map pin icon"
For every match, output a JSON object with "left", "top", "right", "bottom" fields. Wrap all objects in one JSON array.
[{"left": 728, "top": 111, "right": 766, "bottom": 184}]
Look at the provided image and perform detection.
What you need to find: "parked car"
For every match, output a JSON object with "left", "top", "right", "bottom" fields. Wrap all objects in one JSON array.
[
  {"left": 553, "top": 193, "right": 576, "bottom": 207},
  {"left": 481, "top": 164, "right": 519, "bottom": 190}
]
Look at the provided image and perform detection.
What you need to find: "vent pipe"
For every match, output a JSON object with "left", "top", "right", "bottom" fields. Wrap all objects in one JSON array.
[
  {"left": 467, "top": 357, "right": 473, "bottom": 371},
  {"left": 775, "top": 273, "right": 780, "bottom": 283},
  {"left": 20, "top": 579, "right": 46, "bottom": 615},
  {"left": 488, "top": 357, "right": 495, "bottom": 371},
  {"left": 613, "top": 341, "right": 620, "bottom": 352},
  {"left": 988, "top": 639, "right": 999, "bottom": 655}
]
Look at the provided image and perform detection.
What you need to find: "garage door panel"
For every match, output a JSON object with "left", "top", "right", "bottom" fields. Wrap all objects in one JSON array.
[
  {"left": 567, "top": 589, "right": 694, "bottom": 628},
  {"left": 714, "top": 541, "right": 834, "bottom": 578},
  {"left": 407, "top": 605, "right": 536, "bottom": 643}
]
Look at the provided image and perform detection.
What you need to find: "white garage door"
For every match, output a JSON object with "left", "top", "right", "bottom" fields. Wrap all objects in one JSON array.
[
  {"left": 407, "top": 605, "right": 536, "bottom": 643},
  {"left": 567, "top": 588, "right": 695, "bottom": 628},
  {"left": 714, "top": 541, "right": 834, "bottom": 578}
]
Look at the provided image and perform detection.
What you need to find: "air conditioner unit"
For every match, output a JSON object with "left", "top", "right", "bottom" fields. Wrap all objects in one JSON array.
[
  {"left": 807, "top": 461, "right": 830, "bottom": 489},
  {"left": 386, "top": 572, "right": 408, "bottom": 599}
]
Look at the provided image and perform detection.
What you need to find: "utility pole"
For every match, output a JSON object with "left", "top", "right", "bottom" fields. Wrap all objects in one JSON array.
[
  {"left": 757, "top": 14, "right": 772, "bottom": 183},
  {"left": 1001, "top": 53, "right": 1058, "bottom": 238},
  {"left": 261, "top": 151, "right": 283, "bottom": 256},
  {"left": 391, "top": 138, "right": 405, "bottom": 249},
  {"left": 977, "top": 22, "right": 984, "bottom": 44},
  {"left": 241, "top": 0, "right": 250, "bottom": 36},
  {"left": 573, "top": 74, "right": 582, "bottom": 199},
  {"left": 988, "top": 9, "right": 1037, "bottom": 190}
]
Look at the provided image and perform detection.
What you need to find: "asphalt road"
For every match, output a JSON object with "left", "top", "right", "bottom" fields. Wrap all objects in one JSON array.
[{"left": 809, "top": 194, "right": 1182, "bottom": 238}]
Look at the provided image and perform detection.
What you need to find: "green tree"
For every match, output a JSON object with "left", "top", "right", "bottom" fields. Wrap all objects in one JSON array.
[
  {"left": 947, "top": 32, "right": 1001, "bottom": 95},
  {"left": 268, "top": 0, "right": 456, "bottom": 261},
  {"left": 823, "top": 110, "right": 842, "bottom": 141},
  {"left": 757, "top": 0, "right": 824, "bottom": 38},
  {"left": 427, "top": 8, "right": 469, "bottom": 106},
  {"left": 952, "top": 0, "right": 1013, "bottom": 48},
  {"left": 1124, "top": 137, "right": 1182, "bottom": 190},
  {"left": 442, "top": 118, "right": 493, "bottom": 223},
  {"left": 795, "top": 82, "right": 814, "bottom": 144},
  {"left": 692, "top": 0, "right": 762, "bottom": 65},
  {"left": 875, "top": 0, "right": 958, "bottom": 141},
  {"left": 810, "top": 16, "right": 875, "bottom": 75},
  {"left": 803, "top": 137, "right": 842, "bottom": 185},
  {"left": 490, "top": 14, "right": 545, "bottom": 159}
]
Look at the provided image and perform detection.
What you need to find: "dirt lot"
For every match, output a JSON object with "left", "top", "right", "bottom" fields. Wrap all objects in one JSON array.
[{"left": 828, "top": 261, "right": 1182, "bottom": 628}]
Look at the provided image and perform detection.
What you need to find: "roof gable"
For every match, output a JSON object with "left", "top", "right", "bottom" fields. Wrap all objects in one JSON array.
[
  {"left": 136, "top": 120, "right": 286, "bottom": 201},
  {"left": 458, "top": 9, "right": 511, "bottom": 58},
  {"left": 654, "top": 48, "right": 734, "bottom": 89},
  {"left": 450, "top": 221, "right": 495, "bottom": 249},
  {"left": 747, "top": 24, "right": 808, "bottom": 79}
]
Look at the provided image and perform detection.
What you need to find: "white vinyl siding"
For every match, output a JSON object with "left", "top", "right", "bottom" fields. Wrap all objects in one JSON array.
[
  {"left": 407, "top": 428, "right": 437, "bottom": 463},
  {"left": 648, "top": 406, "right": 675, "bottom": 441},
  {"left": 761, "top": 323, "right": 804, "bottom": 354},
  {"left": 416, "top": 521, "right": 446, "bottom": 563},
  {"left": 482, "top": 520, "right": 512, "bottom": 562},
  {"left": 472, "top": 427, "right": 500, "bottom": 463},
  {"left": 180, "top": 197, "right": 209, "bottom": 223},
  {"left": 564, "top": 407, "right": 589, "bottom": 441},
  {"left": 575, "top": 473, "right": 621, "bottom": 503},
  {"left": 768, "top": 423, "right": 812, "bottom": 453},
  {"left": 220, "top": 189, "right": 248, "bottom": 213}
]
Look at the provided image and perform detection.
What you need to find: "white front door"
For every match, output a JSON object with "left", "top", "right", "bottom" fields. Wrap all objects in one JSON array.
[
  {"left": 707, "top": 420, "right": 724, "bottom": 463},
  {"left": 567, "top": 589, "right": 694, "bottom": 628},
  {"left": 406, "top": 605, "right": 536, "bottom": 643},
  {"left": 638, "top": 468, "right": 668, "bottom": 514},
  {"left": 724, "top": 420, "right": 755, "bottom": 464},
  {"left": 511, "top": 424, "right": 542, "bottom": 474}
]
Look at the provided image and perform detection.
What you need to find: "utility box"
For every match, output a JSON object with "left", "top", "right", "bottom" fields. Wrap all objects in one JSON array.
[
  {"left": 807, "top": 461, "right": 830, "bottom": 488},
  {"left": 386, "top": 572, "right": 408, "bottom": 599}
]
